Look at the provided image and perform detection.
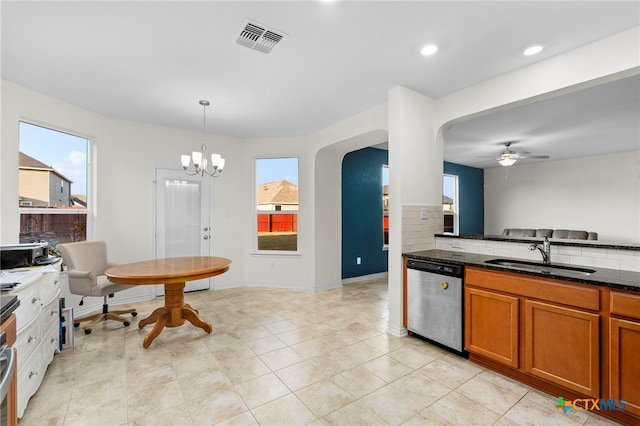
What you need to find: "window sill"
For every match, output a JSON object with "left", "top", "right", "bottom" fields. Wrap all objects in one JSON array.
[{"left": 250, "top": 251, "right": 302, "bottom": 257}]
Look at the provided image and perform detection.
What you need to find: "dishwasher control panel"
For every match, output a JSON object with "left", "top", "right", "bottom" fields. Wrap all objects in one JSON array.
[{"left": 406, "top": 259, "right": 462, "bottom": 277}]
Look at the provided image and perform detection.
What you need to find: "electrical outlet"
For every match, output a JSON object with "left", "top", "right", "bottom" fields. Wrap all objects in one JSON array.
[
  {"left": 420, "top": 208, "right": 429, "bottom": 219},
  {"left": 356, "top": 257, "right": 361, "bottom": 265}
]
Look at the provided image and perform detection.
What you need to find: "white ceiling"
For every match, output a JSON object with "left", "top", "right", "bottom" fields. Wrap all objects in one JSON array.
[{"left": 2, "top": 1, "right": 639, "bottom": 166}]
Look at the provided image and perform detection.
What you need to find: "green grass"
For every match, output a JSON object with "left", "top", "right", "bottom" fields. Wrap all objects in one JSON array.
[{"left": 258, "top": 234, "right": 298, "bottom": 251}]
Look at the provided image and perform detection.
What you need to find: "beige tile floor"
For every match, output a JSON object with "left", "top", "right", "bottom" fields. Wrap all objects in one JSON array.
[{"left": 19, "top": 278, "right": 620, "bottom": 426}]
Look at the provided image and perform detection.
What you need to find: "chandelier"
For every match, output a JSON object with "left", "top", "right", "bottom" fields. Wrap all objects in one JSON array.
[{"left": 181, "top": 100, "right": 226, "bottom": 177}]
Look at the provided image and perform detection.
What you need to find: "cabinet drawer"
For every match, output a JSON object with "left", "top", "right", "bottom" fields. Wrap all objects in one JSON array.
[
  {"left": 40, "top": 270, "right": 61, "bottom": 305},
  {"left": 42, "top": 321, "right": 59, "bottom": 367},
  {"left": 15, "top": 316, "right": 40, "bottom": 372},
  {"left": 16, "top": 348, "right": 43, "bottom": 419},
  {"left": 10, "top": 283, "right": 42, "bottom": 331},
  {"left": 465, "top": 267, "right": 599, "bottom": 311},
  {"left": 40, "top": 293, "right": 61, "bottom": 332},
  {"left": 610, "top": 291, "right": 640, "bottom": 320}
]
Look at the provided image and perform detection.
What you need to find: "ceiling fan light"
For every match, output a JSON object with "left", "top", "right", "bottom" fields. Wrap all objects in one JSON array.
[{"left": 498, "top": 157, "right": 517, "bottom": 167}]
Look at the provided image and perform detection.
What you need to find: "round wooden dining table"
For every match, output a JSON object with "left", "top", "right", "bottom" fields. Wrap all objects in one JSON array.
[{"left": 106, "top": 256, "right": 231, "bottom": 348}]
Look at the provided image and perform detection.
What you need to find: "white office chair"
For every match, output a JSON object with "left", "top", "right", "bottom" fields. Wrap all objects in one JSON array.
[{"left": 58, "top": 241, "right": 137, "bottom": 334}]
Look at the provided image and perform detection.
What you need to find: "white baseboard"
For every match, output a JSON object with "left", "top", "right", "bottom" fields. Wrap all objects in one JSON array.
[
  {"left": 75, "top": 276, "right": 382, "bottom": 315},
  {"left": 386, "top": 322, "right": 408, "bottom": 337},
  {"left": 342, "top": 271, "right": 388, "bottom": 285},
  {"left": 232, "top": 281, "right": 342, "bottom": 292},
  {"left": 68, "top": 294, "right": 151, "bottom": 318}
]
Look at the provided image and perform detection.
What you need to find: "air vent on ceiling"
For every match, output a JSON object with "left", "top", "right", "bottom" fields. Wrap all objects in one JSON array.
[{"left": 236, "top": 19, "right": 286, "bottom": 54}]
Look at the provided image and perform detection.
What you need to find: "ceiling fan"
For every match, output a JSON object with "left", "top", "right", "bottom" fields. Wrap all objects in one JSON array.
[{"left": 492, "top": 141, "right": 549, "bottom": 166}]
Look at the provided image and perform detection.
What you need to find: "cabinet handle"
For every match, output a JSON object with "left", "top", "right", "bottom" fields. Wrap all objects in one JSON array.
[
  {"left": 440, "top": 281, "right": 449, "bottom": 290},
  {"left": 32, "top": 297, "right": 39, "bottom": 304},
  {"left": 29, "top": 371, "right": 38, "bottom": 379},
  {"left": 51, "top": 338, "right": 56, "bottom": 343},
  {"left": 51, "top": 309, "right": 58, "bottom": 316},
  {"left": 28, "top": 336, "right": 37, "bottom": 343}
]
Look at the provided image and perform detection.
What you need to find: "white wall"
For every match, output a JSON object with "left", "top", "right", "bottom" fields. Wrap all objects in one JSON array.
[
  {"left": 242, "top": 136, "right": 316, "bottom": 289},
  {"left": 2, "top": 26, "right": 638, "bottom": 335},
  {"left": 1, "top": 80, "right": 245, "bottom": 293},
  {"left": 484, "top": 151, "right": 640, "bottom": 243}
]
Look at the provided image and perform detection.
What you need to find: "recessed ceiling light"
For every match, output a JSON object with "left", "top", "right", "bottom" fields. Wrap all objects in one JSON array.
[
  {"left": 420, "top": 44, "right": 438, "bottom": 56},
  {"left": 523, "top": 45, "right": 544, "bottom": 56}
]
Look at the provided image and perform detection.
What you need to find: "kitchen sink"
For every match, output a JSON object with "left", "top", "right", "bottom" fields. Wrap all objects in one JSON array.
[{"left": 485, "top": 258, "right": 596, "bottom": 276}]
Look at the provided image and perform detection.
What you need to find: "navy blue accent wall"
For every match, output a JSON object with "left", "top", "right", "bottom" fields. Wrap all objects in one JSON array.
[
  {"left": 342, "top": 147, "right": 389, "bottom": 279},
  {"left": 444, "top": 162, "right": 484, "bottom": 235}
]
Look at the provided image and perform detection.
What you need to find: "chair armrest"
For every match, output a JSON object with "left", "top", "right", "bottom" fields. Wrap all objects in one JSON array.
[{"left": 68, "top": 270, "right": 96, "bottom": 280}]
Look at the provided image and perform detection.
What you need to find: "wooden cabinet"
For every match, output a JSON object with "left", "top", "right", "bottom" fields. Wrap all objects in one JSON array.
[
  {"left": 7, "top": 261, "right": 61, "bottom": 418},
  {"left": 609, "top": 291, "right": 640, "bottom": 418},
  {"left": 465, "top": 287, "right": 519, "bottom": 368},
  {"left": 464, "top": 266, "right": 640, "bottom": 424},
  {"left": 464, "top": 267, "right": 601, "bottom": 396},
  {"left": 524, "top": 299, "right": 599, "bottom": 397}
]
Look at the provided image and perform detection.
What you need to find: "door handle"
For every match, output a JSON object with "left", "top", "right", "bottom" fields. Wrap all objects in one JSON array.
[
  {"left": 203, "top": 235, "right": 209, "bottom": 240},
  {"left": 440, "top": 281, "right": 449, "bottom": 290}
]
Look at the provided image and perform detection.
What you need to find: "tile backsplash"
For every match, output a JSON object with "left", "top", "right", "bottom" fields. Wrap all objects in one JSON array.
[
  {"left": 436, "top": 237, "right": 640, "bottom": 272},
  {"left": 402, "top": 205, "right": 442, "bottom": 253}
]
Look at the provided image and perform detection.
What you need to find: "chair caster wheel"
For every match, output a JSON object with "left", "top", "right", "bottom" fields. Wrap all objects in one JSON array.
[
  {"left": 74, "top": 323, "right": 80, "bottom": 328},
  {"left": 124, "top": 321, "right": 130, "bottom": 327},
  {"left": 132, "top": 312, "right": 138, "bottom": 317},
  {"left": 84, "top": 329, "right": 92, "bottom": 335}
]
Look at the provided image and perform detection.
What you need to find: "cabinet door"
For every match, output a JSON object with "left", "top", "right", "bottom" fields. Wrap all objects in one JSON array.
[
  {"left": 610, "top": 318, "right": 640, "bottom": 417},
  {"left": 465, "top": 287, "right": 519, "bottom": 368},
  {"left": 524, "top": 300, "right": 599, "bottom": 397}
]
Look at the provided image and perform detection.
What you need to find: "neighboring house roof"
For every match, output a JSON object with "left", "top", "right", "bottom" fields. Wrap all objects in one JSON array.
[
  {"left": 257, "top": 180, "right": 298, "bottom": 205},
  {"left": 19, "top": 151, "right": 73, "bottom": 183},
  {"left": 443, "top": 195, "right": 454, "bottom": 204},
  {"left": 72, "top": 195, "right": 87, "bottom": 207}
]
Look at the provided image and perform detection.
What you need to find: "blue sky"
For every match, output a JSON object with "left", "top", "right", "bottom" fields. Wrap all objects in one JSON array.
[
  {"left": 443, "top": 175, "right": 455, "bottom": 198},
  {"left": 20, "top": 122, "right": 88, "bottom": 196},
  {"left": 256, "top": 157, "right": 298, "bottom": 185}
]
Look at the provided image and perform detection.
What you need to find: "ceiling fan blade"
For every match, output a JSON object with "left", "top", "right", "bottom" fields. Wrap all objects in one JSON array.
[{"left": 519, "top": 154, "right": 550, "bottom": 159}]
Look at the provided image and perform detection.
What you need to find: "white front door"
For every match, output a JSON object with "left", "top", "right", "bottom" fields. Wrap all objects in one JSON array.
[{"left": 155, "top": 168, "right": 211, "bottom": 294}]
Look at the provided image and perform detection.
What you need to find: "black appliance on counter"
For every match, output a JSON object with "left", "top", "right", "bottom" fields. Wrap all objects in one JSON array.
[{"left": 0, "top": 243, "right": 54, "bottom": 269}]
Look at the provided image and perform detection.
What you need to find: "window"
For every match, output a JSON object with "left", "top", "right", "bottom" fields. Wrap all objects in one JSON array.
[
  {"left": 443, "top": 174, "right": 458, "bottom": 234},
  {"left": 255, "top": 158, "right": 299, "bottom": 252},
  {"left": 382, "top": 165, "right": 389, "bottom": 247},
  {"left": 19, "top": 122, "right": 89, "bottom": 249}
]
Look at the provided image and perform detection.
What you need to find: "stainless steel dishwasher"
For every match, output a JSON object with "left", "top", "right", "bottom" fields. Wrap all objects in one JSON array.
[{"left": 406, "top": 258, "right": 466, "bottom": 356}]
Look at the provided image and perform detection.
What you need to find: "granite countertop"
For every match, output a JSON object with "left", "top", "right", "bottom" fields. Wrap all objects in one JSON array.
[{"left": 404, "top": 249, "right": 640, "bottom": 293}]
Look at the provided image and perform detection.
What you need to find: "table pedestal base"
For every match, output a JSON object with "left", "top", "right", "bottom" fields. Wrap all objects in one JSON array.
[{"left": 138, "top": 282, "right": 212, "bottom": 348}]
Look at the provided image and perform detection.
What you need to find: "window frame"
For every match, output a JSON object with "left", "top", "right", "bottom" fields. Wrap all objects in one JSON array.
[
  {"left": 382, "top": 164, "right": 389, "bottom": 250},
  {"left": 253, "top": 157, "right": 300, "bottom": 255},
  {"left": 443, "top": 173, "right": 459, "bottom": 235},
  {"left": 18, "top": 121, "right": 91, "bottom": 246}
]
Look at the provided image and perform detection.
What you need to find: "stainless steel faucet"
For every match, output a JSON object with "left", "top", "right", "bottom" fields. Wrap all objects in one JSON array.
[{"left": 529, "top": 237, "right": 551, "bottom": 264}]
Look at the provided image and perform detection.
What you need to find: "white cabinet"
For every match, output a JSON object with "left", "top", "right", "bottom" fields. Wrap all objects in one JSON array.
[{"left": 7, "top": 260, "right": 61, "bottom": 418}]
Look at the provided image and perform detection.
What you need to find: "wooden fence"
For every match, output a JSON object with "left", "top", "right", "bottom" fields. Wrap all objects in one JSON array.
[{"left": 257, "top": 213, "right": 298, "bottom": 233}]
